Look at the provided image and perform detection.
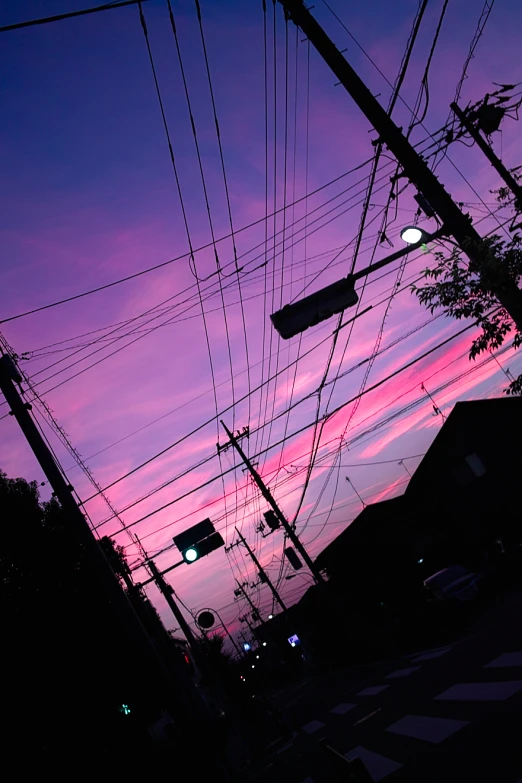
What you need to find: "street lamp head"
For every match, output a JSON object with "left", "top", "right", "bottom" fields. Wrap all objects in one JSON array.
[
  {"left": 400, "top": 225, "right": 425, "bottom": 245},
  {"left": 268, "top": 614, "right": 274, "bottom": 620}
]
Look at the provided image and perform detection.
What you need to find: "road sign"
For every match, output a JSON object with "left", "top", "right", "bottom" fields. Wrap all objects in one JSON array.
[{"left": 197, "top": 610, "right": 215, "bottom": 629}]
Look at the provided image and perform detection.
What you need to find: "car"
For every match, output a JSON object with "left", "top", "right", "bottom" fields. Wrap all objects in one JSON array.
[{"left": 424, "top": 565, "right": 480, "bottom": 603}]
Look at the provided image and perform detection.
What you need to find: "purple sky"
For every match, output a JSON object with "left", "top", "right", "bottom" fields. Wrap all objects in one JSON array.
[{"left": 2, "top": 0, "right": 522, "bottom": 645}]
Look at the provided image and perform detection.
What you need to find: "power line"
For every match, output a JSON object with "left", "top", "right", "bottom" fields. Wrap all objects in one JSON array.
[
  {"left": 0, "top": 159, "right": 374, "bottom": 326},
  {"left": 127, "top": 337, "right": 520, "bottom": 561},
  {"left": 0, "top": 0, "right": 146, "bottom": 33},
  {"left": 75, "top": 209, "right": 511, "bottom": 507},
  {"left": 12, "top": 159, "right": 392, "bottom": 390},
  {"left": 432, "top": 0, "right": 496, "bottom": 169},
  {"left": 101, "top": 316, "right": 492, "bottom": 537},
  {"left": 132, "top": 329, "right": 518, "bottom": 560},
  {"left": 192, "top": 0, "right": 253, "bottom": 426},
  {"left": 284, "top": 0, "right": 432, "bottom": 558}
]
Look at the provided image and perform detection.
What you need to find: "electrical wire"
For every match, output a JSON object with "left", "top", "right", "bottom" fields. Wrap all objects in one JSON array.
[
  {"left": 76, "top": 207, "right": 511, "bottom": 508},
  {"left": 101, "top": 314, "right": 496, "bottom": 538}
]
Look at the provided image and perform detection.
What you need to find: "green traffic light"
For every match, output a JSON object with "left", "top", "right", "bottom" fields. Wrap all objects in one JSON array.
[
  {"left": 184, "top": 546, "right": 199, "bottom": 562},
  {"left": 119, "top": 703, "right": 131, "bottom": 716}
]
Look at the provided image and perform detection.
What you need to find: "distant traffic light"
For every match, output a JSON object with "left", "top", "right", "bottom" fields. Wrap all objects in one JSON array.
[
  {"left": 263, "top": 510, "right": 280, "bottom": 531},
  {"left": 180, "top": 532, "right": 225, "bottom": 564},
  {"left": 271, "top": 275, "right": 358, "bottom": 339},
  {"left": 173, "top": 518, "right": 224, "bottom": 565},
  {"left": 284, "top": 546, "right": 303, "bottom": 570}
]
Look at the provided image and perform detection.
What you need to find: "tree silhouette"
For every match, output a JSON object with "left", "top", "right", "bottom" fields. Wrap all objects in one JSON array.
[{"left": 412, "top": 190, "right": 522, "bottom": 395}]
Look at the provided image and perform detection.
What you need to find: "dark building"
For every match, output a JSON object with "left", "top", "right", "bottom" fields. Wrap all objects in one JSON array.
[{"left": 315, "top": 397, "right": 522, "bottom": 607}]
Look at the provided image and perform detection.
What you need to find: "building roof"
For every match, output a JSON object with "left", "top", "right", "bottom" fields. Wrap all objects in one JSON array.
[
  {"left": 314, "top": 495, "right": 407, "bottom": 571},
  {"left": 405, "top": 396, "right": 522, "bottom": 497},
  {"left": 313, "top": 396, "right": 522, "bottom": 573}
]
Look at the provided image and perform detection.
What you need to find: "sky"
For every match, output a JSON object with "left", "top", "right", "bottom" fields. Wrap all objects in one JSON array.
[{"left": 1, "top": 0, "right": 522, "bottom": 648}]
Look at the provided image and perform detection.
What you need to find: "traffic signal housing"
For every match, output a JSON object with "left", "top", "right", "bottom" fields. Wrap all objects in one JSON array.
[
  {"left": 263, "top": 510, "right": 280, "bottom": 531},
  {"left": 271, "top": 275, "right": 358, "bottom": 339},
  {"left": 284, "top": 546, "right": 303, "bottom": 571},
  {"left": 173, "top": 518, "right": 224, "bottom": 565},
  {"left": 180, "top": 532, "right": 225, "bottom": 564}
]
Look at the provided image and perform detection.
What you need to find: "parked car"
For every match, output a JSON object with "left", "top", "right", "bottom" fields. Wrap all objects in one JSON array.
[{"left": 424, "top": 565, "right": 480, "bottom": 603}]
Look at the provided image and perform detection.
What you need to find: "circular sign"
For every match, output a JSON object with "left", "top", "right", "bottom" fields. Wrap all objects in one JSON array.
[{"left": 197, "top": 610, "right": 215, "bottom": 629}]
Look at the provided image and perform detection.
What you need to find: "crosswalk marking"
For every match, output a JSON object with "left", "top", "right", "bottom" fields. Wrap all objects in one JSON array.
[
  {"left": 435, "top": 680, "right": 522, "bottom": 701},
  {"left": 386, "top": 666, "right": 421, "bottom": 679},
  {"left": 357, "top": 685, "right": 390, "bottom": 696},
  {"left": 412, "top": 648, "right": 451, "bottom": 662},
  {"left": 344, "top": 746, "right": 403, "bottom": 781},
  {"left": 484, "top": 652, "right": 522, "bottom": 668},
  {"left": 386, "top": 714, "right": 468, "bottom": 743},
  {"left": 330, "top": 702, "right": 356, "bottom": 715},
  {"left": 302, "top": 719, "right": 325, "bottom": 734}
]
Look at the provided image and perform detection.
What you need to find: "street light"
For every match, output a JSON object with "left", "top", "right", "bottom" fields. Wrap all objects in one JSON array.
[
  {"left": 400, "top": 225, "right": 426, "bottom": 244},
  {"left": 268, "top": 614, "right": 274, "bottom": 620},
  {"left": 270, "top": 225, "right": 446, "bottom": 340}
]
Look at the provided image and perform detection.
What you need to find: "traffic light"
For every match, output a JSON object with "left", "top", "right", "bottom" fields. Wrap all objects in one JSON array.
[
  {"left": 284, "top": 546, "right": 303, "bottom": 570},
  {"left": 180, "top": 532, "right": 225, "bottom": 564},
  {"left": 271, "top": 275, "right": 358, "bottom": 339},
  {"left": 173, "top": 519, "right": 224, "bottom": 564},
  {"left": 263, "top": 510, "right": 280, "bottom": 531}
]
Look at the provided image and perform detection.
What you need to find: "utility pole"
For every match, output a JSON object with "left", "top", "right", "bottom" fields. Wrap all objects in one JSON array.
[
  {"left": 231, "top": 526, "right": 287, "bottom": 612},
  {"left": 146, "top": 559, "right": 207, "bottom": 670},
  {"left": 450, "top": 101, "right": 522, "bottom": 211},
  {"left": 235, "top": 579, "right": 262, "bottom": 621},
  {"left": 221, "top": 420, "right": 325, "bottom": 584},
  {"left": 240, "top": 614, "right": 257, "bottom": 637},
  {"left": 276, "top": 0, "right": 522, "bottom": 331},
  {"left": 0, "top": 355, "right": 179, "bottom": 691}
]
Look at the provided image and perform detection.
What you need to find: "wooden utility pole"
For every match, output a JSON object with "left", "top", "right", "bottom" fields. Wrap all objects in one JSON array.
[
  {"left": 235, "top": 579, "right": 262, "bottom": 621},
  {"left": 232, "top": 527, "right": 287, "bottom": 612},
  {"left": 221, "top": 420, "right": 325, "bottom": 584},
  {"left": 277, "top": 0, "right": 522, "bottom": 331},
  {"left": 146, "top": 559, "right": 205, "bottom": 664},
  {"left": 0, "top": 353, "right": 178, "bottom": 697},
  {"left": 451, "top": 101, "right": 522, "bottom": 211}
]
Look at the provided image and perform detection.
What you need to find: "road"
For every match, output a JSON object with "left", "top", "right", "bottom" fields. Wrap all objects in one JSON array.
[{"left": 245, "top": 584, "right": 522, "bottom": 783}]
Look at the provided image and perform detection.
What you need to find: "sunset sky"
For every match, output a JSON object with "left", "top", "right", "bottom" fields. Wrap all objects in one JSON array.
[{"left": 2, "top": 0, "right": 522, "bottom": 647}]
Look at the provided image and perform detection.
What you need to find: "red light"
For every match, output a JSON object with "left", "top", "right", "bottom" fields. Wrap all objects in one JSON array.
[{"left": 184, "top": 654, "right": 190, "bottom": 665}]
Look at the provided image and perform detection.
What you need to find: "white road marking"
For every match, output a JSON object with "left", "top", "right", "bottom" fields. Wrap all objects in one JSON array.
[
  {"left": 386, "top": 666, "right": 421, "bottom": 679},
  {"left": 330, "top": 702, "right": 356, "bottom": 715},
  {"left": 353, "top": 708, "right": 381, "bottom": 726},
  {"left": 412, "top": 648, "right": 451, "bottom": 662},
  {"left": 357, "top": 685, "right": 390, "bottom": 696},
  {"left": 484, "top": 652, "right": 522, "bottom": 668},
  {"left": 435, "top": 681, "right": 522, "bottom": 701},
  {"left": 302, "top": 720, "right": 325, "bottom": 734},
  {"left": 386, "top": 714, "right": 468, "bottom": 743},
  {"left": 344, "top": 746, "right": 402, "bottom": 781}
]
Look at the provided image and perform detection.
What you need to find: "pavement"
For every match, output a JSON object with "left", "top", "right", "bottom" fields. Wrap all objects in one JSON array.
[{"left": 244, "top": 584, "right": 522, "bottom": 783}]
